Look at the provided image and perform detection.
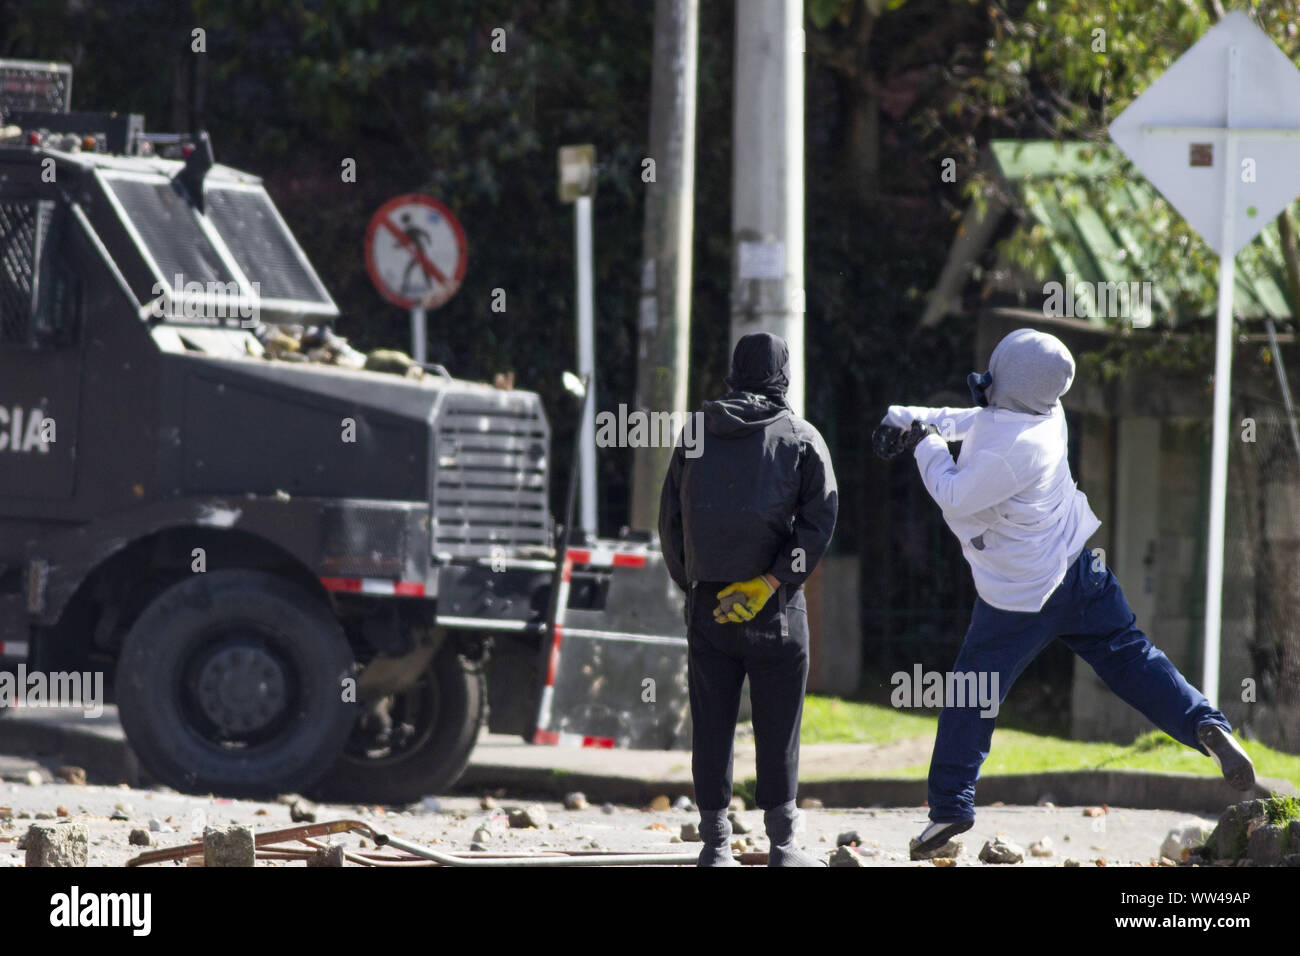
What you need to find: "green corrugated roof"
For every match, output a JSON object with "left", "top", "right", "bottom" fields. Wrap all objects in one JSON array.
[{"left": 989, "top": 140, "right": 1294, "bottom": 322}]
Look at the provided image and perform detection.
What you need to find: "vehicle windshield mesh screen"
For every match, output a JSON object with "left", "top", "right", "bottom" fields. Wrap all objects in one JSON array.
[
  {"left": 204, "top": 187, "right": 328, "bottom": 303},
  {"left": 105, "top": 177, "right": 236, "bottom": 291}
]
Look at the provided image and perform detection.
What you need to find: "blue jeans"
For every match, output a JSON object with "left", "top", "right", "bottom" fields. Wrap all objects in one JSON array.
[{"left": 927, "top": 548, "right": 1231, "bottom": 822}]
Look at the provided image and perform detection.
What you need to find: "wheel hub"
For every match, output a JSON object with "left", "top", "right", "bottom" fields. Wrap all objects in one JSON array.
[{"left": 195, "top": 641, "right": 288, "bottom": 738}]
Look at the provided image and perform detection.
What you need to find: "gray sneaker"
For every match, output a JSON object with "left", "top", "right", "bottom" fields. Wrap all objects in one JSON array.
[
  {"left": 697, "top": 808, "right": 741, "bottom": 867},
  {"left": 764, "top": 802, "right": 826, "bottom": 867}
]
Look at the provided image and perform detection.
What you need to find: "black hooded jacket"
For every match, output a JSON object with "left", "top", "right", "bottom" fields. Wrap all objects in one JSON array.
[{"left": 657, "top": 333, "right": 838, "bottom": 591}]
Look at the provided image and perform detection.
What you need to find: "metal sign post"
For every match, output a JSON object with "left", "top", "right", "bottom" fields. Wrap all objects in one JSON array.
[
  {"left": 1109, "top": 11, "right": 1300, "bottom": 706},
  {"left": 559, "top": 145, "right": 598, "bottom": 539}
]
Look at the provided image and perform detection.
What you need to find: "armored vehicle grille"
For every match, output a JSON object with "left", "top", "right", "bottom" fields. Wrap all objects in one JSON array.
[{"left": 432, "top": 391, "right": 551, "bottom": 559}]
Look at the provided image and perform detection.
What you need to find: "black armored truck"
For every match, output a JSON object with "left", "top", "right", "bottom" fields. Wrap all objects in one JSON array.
[{"left": 0, "top": 60, "right": 690, "bottom": 802}]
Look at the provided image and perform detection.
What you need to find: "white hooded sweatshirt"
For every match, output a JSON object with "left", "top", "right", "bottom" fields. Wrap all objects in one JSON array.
[{"left": 884, "top": 330, "right": 1101, "bottom": 612}]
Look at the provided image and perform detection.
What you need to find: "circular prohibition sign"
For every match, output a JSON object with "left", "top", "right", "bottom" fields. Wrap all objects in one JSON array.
[{"left": 364, "top": 194, "right": 468, "bottom": 310}]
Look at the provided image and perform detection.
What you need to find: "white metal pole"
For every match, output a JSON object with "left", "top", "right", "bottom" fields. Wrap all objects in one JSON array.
[
  {"left": 1203, "top": 45, "right": 1241, "bottom": 708},
  {"left": 411, "top": 306, "right": 427, "bottom": 366},
  {"left": 575, "top": 194, "right": 598, "bottom": 538}
]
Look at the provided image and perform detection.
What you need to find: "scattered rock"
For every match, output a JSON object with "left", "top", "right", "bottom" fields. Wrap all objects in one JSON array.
[
  {"left": 1157, "top": 856, "right": 1178, "bottom": 867},
  {"left": 471, "top": 827, "right": 493, "bottom": 844},
  {"left": 1029, "top": 837, "right": 1054, "bottom": 858},
  {"left": 25, "top": 823, "right": 88, "bottom": 867},
  {"left": 1083, "top": 806, "right": 1106, "bottom": 818},
  {"left": 728, "top": 812, "right": 751, "bottom": 835},
  {"left": 1207, "top": 800, "right": 1266, "bottom": 861},
  {"left": 148, "top": 818, "right": 173, "bottom": 834},
  {"left": 836, "top": 830, "right": 862, "bottom": 847},
  {"left": 932, "top": 857, "right": 957, "bottom": 867},
  {"left": 649, "top": 795, "right": 671, "bottom": 812},
  {"left": 1246, "top": 823, "right": 1287, "bottom": 867},
  {"left": 672, "top": 796, "right": 694, "bottom": 811},
  {"left": 470, "top": 842, "right": 489, "bottom": 852},
  {"left": 421, "top": 797, "right": 441, "bottom": 813},
  {"left": 799, "top": 797, "right": 823, "bottom": 810},
  {"left": 254, "top": 808, "right": 269, "bottom": 816},
  {"left": 647, "top": 821, "right": 670, "bottom": 832},
  {"left": 670, "top": 836, "right": 682, "bottom": 844},
  {"left": 55, "top": 766, "right": 86, "bottom": 786},
  {"left": 276, "top": 793, "right": 303, "bottom": 806},
  {"left": 110, "top": 804, "right": 131, "bottom": 821},
  {"left": 988, "top": 801, "right": 1005, "bottom": 808},
  {"left": 730, "top": 840, "right": 746, "bottom": 852},
  {"left": 508, "top": 805, "right": 547, "bottom": 829},
  {"left": 910, "top": 838, "right": 962, "bottom": 861},
  {"left": 829, "top": 845, "right": 869, "bottom": 867},
  {"left": 480, "top": 795, "right": 497, "bottom": 810},
  {"left": 1094, "top": 858, "right": 1107, "bottom": 867},
  {"left": 729, "top": 796, "right": 746, "bottom": 812},
  {"left": 34, "top": 811, "right": 55, "bottom": 821},
  {"left": 23, "top": 770, "right": 42, "bottom": 787},
  {"left": 563, "top": 792, "right": 588, "bottom": 811},
  {"left": 1063, "top": 859, "right": 1081, "bottom": 867},
  {"left": 289, "top": 799, "right": 318, "bottom": 823},
  {"left": 55, "top": 806, "right": 69, "bottom": 818},
  {"left": 1036, "top": 794, "right": 1057, "bottom": 807},
  {"left": 1160, "top": 820, "right": 1212, "bottom": 862},
  {"left": 128, "top": 829, "right": 152, "bottom": 847},
  {"left": 601, "top": 803, "right": 616, "bottom": 815},
  {"left": 978, "top": 838, "right": 1024, "bottom": 864},
  {"left": 680, "top": 822, "right": 701, "bottom": 842},
  {"left": 203, "top": 825, "right": 255, "bottom": 868},
  {"left": 308, "top": 845, "right": 345, "bottom": 867}
]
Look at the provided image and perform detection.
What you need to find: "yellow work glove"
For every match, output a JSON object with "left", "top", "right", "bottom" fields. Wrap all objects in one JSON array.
[{"left": 713, "top": 575, "right": 776, "bottom": 623}]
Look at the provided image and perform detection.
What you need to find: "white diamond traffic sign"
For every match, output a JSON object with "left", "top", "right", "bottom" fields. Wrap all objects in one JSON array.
[{"left": 1109, "top": 10, "right": 1300, "bottom": 256}]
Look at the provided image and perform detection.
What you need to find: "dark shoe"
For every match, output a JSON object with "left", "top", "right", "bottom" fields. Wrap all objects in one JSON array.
[
  {"left": 1197, "top": 723, "right": 1255, "bottom": 791},
  {"left": 697, "top": 808, "right": 741, "bottom": 867},
  {"left": 912, "top": 819, "right": 974, "bottom": 857},
  {"left": 764, "top": 802, "right": 826, "bottom": 867}
]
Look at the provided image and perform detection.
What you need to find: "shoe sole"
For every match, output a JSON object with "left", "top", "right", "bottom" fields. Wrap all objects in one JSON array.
[
  {"left": 1198, "top": 725, "right": 1256, "bottom": 791},
  {"left": 913, "top": 819, "right": 974, "bottom": 856}
]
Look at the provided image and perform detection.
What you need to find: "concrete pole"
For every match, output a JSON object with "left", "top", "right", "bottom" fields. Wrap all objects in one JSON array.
[
  {"left": 629, "top": 0, "right": 700, "bottom": 532},
  {"left": 575, "top": 194, "right": 598, "bottom": 539},
  {"left": 731, "top": 0, "right": 805, "bottom": 417}
]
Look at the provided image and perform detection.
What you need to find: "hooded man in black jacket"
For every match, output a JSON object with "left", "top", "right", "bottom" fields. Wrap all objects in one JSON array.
[{"left": 659, "top": 332, "right": 838, "bottom": 866}]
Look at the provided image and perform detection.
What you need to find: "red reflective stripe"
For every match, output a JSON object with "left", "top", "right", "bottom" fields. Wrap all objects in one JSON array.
[
  {"left": 566, "top": 549, "right": 591, "bottom": 564},
  {"left": 611, "top": 553, "right": 646, "bottom": 568},
  {"left": 533, "top": 728, "right": 561, "bottom": 745},
  {"left": 320, "top": 577, "right": 362, "bottom": 593},
  {"left": 392, "top": 581, "right": 426, "bottom": 597},
  {"left": 582, "top": 736, "right": 616, "bottom": 748},
  {"left": 544, "top": 626, "right": 563, "bottom": 686}
]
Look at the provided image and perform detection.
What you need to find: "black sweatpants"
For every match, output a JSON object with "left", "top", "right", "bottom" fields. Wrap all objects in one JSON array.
[{"left": 687, "top": 580, "right": 810, "bottom": 812}]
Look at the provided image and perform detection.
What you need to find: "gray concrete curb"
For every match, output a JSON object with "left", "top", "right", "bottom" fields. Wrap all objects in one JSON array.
[
  {"left": 3, "top": 713, "right": 1293, "bottom": 813},
  {"left": 457, "top": 765, "right": 1296, "bottom": 814}
]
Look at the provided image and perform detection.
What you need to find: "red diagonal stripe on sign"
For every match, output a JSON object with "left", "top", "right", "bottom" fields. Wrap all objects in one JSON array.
[{"left": 381, "top": 216, "right": 449, "bottom": 284}]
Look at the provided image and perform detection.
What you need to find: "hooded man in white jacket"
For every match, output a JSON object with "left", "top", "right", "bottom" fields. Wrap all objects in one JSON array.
[{"left": 875, "top": 329, "right": 1254, "bottom": 855}]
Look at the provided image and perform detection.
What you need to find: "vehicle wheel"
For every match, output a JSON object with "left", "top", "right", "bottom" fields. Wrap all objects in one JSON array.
[
  {"left": 309, "top": 643, "right": 485, "bottom": 805},
  {"left": 115, "top": 570, "right": 357, "bottom": 797}
]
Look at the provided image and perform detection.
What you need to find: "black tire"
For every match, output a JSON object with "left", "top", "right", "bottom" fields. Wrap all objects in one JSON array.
[
  {"left": 309, "top": 643, "right": 485, "bottom": 805},
  {"left": 115, "top": 570, "right": 357, "bottom": 797}
]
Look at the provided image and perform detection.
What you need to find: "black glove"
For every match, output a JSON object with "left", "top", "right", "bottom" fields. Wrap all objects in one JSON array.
[
  {"left": 872, "top": 423, "right": 909, "bottom": 460},
  {"left": 902, "top": 420, "right": 942, "bottom": 454}
]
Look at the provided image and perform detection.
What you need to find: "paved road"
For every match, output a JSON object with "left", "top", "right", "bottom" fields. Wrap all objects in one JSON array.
[{"left": 0, "top": 749, "right": 1214, "bottom": 867}]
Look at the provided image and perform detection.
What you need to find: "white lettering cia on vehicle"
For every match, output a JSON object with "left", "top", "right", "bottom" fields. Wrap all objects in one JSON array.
[{"left": 0, "top": 406, "right": 53, "bottom": 453}]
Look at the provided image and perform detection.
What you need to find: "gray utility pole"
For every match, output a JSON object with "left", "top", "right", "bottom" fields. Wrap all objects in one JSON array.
[
  {"left": 731, "top": 0, "right": 805, "bottom": 416},
  {"left": 629, "top": 0, "right": 700, "bottom": 532}
]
